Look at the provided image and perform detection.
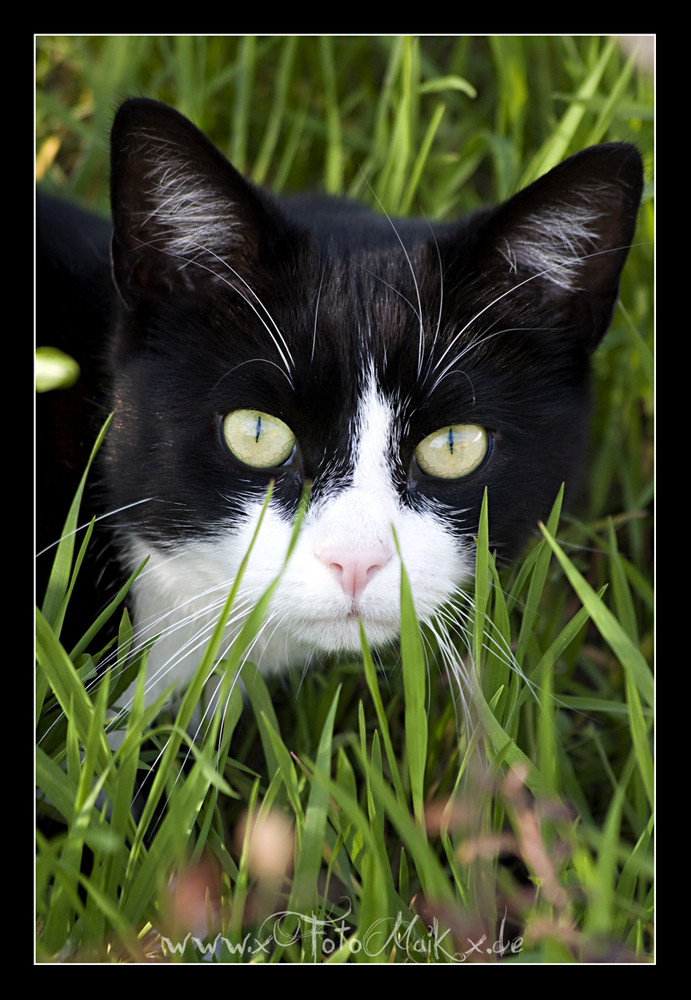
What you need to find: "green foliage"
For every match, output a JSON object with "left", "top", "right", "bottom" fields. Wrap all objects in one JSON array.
[{"left": 36, "top": 35, "right": 653, "bottom": 963}]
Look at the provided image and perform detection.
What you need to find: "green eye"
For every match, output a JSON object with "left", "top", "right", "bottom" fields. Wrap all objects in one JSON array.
[
  {"left": 222, "top": 409, "right": 296, "bottom": 469},
  {"left": 415, "top": 424, "right": 488, "bottom": 479}
]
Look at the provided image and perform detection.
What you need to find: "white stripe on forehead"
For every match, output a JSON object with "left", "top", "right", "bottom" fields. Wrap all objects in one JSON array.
[
  {"left": 351, "top": 373, "right": 397, "bottom": 492},
  {"left": 303, "top": 372, "right": 400, "bottom": 552}
]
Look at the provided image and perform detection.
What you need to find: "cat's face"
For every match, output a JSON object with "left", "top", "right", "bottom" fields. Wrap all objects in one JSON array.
[
  {"left": 103, "top": 99, "right": 642, "bottom": 712},
  {"left": 107, "top": 236, "right": 488, "bottom": 699}
]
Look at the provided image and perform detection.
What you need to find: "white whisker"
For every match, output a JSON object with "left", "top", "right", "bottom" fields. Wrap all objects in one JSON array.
[
  {"left": 35, "top": 498, "right": 154, "bottom": 558},
  {"left": 425, "top": 244, "right": 634, "bottom": 397}
]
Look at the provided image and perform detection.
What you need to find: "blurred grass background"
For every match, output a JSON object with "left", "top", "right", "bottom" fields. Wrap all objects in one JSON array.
[{"left": 36, "top": 36, "right": 653, "bottom": 211}]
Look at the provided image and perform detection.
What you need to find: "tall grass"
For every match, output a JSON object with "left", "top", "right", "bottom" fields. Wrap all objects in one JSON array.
[{"left": 35, "top": 35, "right": 654, "bottom": 963}]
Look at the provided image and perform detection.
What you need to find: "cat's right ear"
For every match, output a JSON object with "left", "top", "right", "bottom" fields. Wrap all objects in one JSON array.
[
  {"left": 109, "top": 99, "right": 284, "bottom": 305},
  {"left": 472, "top": 143, "right": 644, "bottom": 352}
]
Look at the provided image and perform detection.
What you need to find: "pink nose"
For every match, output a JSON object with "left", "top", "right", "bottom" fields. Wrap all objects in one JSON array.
[{"left": 319, "top": 544, "right": 391, "bottom": 599}]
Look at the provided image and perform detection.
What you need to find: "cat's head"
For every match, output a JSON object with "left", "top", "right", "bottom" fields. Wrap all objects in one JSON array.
[{"left": 103, "top": 99, "right": 643, "bottom": 696}]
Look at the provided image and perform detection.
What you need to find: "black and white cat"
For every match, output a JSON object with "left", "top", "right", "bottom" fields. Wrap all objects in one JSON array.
[{"left": 37, "top": 98, "right": 643, "bottom": 728}]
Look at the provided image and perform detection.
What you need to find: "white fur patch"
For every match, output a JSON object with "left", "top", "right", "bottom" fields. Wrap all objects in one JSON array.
[
  {"left": 136, "top": 132, "right": 239, "bottom": 266},
  {"left": 500, "top": 183, "right": 615, "bottom": 290}
]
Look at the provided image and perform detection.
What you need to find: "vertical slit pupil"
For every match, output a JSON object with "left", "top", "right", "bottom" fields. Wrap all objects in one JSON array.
[
  {"left": 255, "top": 415, "right": 262, "bottom": 443},
  {"left": 448, "top": 427, "right": 454, "bottom": 454}
]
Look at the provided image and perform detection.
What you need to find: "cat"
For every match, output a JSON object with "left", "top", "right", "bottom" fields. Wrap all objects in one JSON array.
[{"left": 36, "top": 98, "right": 643, "bottom": 735}]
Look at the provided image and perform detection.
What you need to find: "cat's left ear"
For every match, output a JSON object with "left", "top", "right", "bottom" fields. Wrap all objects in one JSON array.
[
  {"left": 478, "top": 143, "right": 644, "bottom": 350},
  {"left": 109, "top": 98, "right": 290, "bottom": 305}
]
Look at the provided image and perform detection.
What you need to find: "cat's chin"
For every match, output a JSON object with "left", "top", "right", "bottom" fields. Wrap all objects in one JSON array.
[{"left": 283, "top": 610, "right": 401, "bottom": 659}]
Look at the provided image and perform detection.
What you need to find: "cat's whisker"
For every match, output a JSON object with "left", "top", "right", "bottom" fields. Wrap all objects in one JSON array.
[
  {"left": 354, "top": 261, "right": 426, "bottom": 346},
  {"left": 140, "top": 237, "right": 296, "bottom": 389},
  {"left": 428, "top": 222, "right": 446, "bottom": 360},
  {"left": 212, "top": 357, "right": 295, "bottom": 392},
  {"left": 356, "top": 178, "right": 427, "bottom": 377},
  {"left": 78, "top": 569, "right": 254, "bottom": 730},
  {"left": 311, "top": 262, "right": 328, "bottom": 364},
  {"left": 194, "top": 242, "right": 296, "bottom": 382},
  {"left": 35, "top": 498, "right": 154, "bottom": 559},
  {"left": 425, "top": 243, "right": 637, "bottom": 398},
  {"left": 422, "top": 580, "right": 540, "bottom": 715}
]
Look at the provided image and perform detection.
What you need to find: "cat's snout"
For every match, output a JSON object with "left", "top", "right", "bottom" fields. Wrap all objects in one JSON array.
[{"left": 318, "top": 543, "right": 392, "bottom": 599}]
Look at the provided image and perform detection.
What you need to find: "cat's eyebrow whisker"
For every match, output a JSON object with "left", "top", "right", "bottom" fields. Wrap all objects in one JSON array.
[
  {"left": 138, "top": 235, "right": 295, "bottom": 388},
  {"left": 213, "top": 357, "right": 295, "bottom": 392},
  {"left": 196, "top": 242, "right": 296, "bottom": 378},
  {"left": 355, "top": 261, "right": 424, "bottom": 335},
  {"left": 424, "top": 361, "right": 479, "bottom": 405},
  {"left": 356, "top": 175, "right": 427, "bottom": 376},
  {"left": 390, "top": 224, "right": 426, "bottom": 378},
  {"left": 426, "top": 243, "right": 634, "bottom": 390},
  {"left": 425, "top": 323, "right": 533, "bottom": 399},
  {"left": 311, "top": 262, "right": 328, "bottom": 364},
  {"left": 428, "top": 222, "right": 445, "bottom": 357}
]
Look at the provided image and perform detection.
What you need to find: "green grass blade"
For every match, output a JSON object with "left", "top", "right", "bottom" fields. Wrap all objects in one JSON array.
[
  {"left": 538, "top": 524, "right": 653, "bottom": 709},
  {"left": 516, "top": 485, "right": 564, "bottom": 663},
  {"left": 395, "top": 533, "right": 428, "bottom": 826},
  {"left": 521, "top": 36, "right": 618, "bottom": 184},
  {"left": 360, "top": 623, "right": 407, "bottom": 809},
  {"left": 289, "top": 686, "right": 341, "bottom": 914},
  {"left": 473, "top": 489, "right": 491, "bottom": 671},
  {"left": 40, "top": 414, "right": 113, "bottom": 629}
]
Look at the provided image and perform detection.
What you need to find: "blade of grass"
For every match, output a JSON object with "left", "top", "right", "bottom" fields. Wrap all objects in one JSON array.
[
  {"left": 539, "top": 523, "right": 653, "bottom": 809},
  {"left": 538, "top": 523, "right": 653, "bottom": 710},
  {"left": 521, "top": 36, "right": 618, "bottom": 184},
  {"left": 360, "top": 623, "right": 407, "bottom": 811},
  {"left": 40, "top": 414, "right": 112, "bottom": 629},
  {"left": 395, "top": 532, "right": 428, "bottom": 826},
  {"left": 288, "top": 686, "right": 341, "bottom": 914},
  {"left": 516, "top": 485, "right": 564, "bottom": 663},
  {"left": 251, "top": 36, "right": 298, "bottom": 185}
]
